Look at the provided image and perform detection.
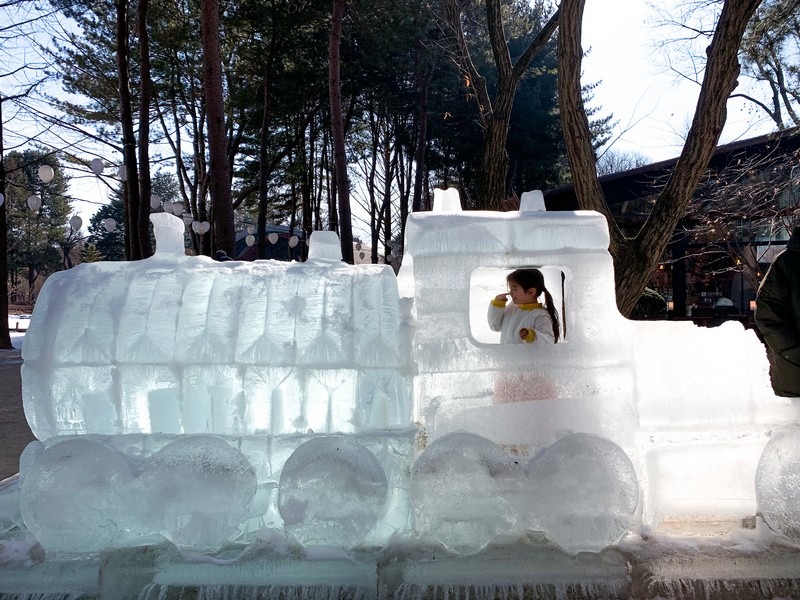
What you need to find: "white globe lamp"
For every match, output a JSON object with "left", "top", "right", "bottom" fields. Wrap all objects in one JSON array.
[{"left": 38, "top": 165, "right": 55, "bottom": 184}]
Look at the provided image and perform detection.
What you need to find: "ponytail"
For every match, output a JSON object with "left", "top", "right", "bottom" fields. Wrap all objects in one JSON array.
[{"left": 541, "top": 287, "right": 560, "bottom": 343}]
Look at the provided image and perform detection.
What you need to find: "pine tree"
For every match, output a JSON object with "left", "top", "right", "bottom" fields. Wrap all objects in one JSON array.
[{"left": 80, "top": 243, "right": 105, "bottom": 263}]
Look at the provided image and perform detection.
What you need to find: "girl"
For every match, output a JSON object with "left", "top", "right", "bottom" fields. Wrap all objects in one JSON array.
[{"left": 487, "top": 268, "right": 560, "bottom": 344}]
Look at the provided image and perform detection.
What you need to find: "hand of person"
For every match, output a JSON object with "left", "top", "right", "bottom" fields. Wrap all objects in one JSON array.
[
  {"left": 495, "top": 293, "right": 509, "bottom": 302},
  {"left": 519, "top": 328, "right": 530, "bottom": 340}
]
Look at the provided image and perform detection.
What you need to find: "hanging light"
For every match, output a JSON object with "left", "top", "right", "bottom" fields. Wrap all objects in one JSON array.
[
  {"left": 90, "top": 158, "right": 104, "bottom": 175},
  {"left": 171, "top": 203, "right": 184, "bottom": 216},
  {"left": 149, "top": 194, "right": 161, "bottom": 209},
  {"left": 192, "top": 221, "right": 210, "bottom": 234},
  {"left": 103, "top": 218, "right": 117, "bottom": 232},
  {"left": 69, "top": 215, "right": 83, "bottom": 231},
  {"left": 38, "top": 165, "right": 54, "bottom": 183},
  {"left": 267, "top": 233, "right": 279, "bottom": 244},
  {"left": 27, "top": 195, "right": 41, "bottom": 211},
  {"left": 288, "top": 235, "right": 299, "bottom": 248},
  {"left": 246, "top": 234, "right": 255, "bottom": 247},
  {"left": 163, "top": 201, "right": 174, "bottom": 214},
  {"left": 246, "top": 225, "right": 255, "bottom": 235},
  {"left": 182, "top": 213, "right": 193, "bottom": 226}
]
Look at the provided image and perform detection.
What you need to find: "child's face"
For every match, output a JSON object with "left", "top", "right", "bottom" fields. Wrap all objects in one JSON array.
[{"left": 508, "top": 281, "right": 538, "bottom": 304}]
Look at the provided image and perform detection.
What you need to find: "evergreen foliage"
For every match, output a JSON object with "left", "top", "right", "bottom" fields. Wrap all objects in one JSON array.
[
  {"left": 87, "top": 196, "right": 125, "bottom": 262},
  {"left": 80, "top": 243, "right": 105, "bottom": 263},
  {"left": 3, "top": 150, "right": 72, "bottom": 303}
]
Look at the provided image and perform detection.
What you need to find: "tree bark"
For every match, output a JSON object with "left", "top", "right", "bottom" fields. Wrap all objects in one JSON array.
[
  {"left": 558, "top": 0, "right": 762, "bottom": 316},
  {"left": 329, "top": 0, "right": 354, "bottom": 263},
  {"left": 257, "top": 56, "right": 274, "bottom": 260},
  {"left": 137, "top": 0, "right": 153, "bottom": 258},
  {"left": 411, "top": 67, "right": 431, "bottom": 215},
  {"left": 116, "top": 0, "right": 141, "bottom": 260},
  {"left": 201, "top": 0, "right": 234, "bottom": 255},
  {"left": 0, "top": 97, "right": 11, "bottom": 349}
]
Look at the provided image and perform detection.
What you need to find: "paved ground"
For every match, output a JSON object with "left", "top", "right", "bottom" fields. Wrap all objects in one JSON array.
[{"left": 0, "top": 347, "right": 35, "bottom": 481}]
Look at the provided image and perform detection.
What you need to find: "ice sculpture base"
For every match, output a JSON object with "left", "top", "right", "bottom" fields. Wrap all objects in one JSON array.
[{"left": 3, "top": 526, "right": 800, "bottom": 599}]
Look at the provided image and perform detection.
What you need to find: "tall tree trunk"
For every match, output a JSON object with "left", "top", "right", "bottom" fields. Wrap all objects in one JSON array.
[
  {"left": 288, "top": 150, "right": 298, "bottom": 261},
  {"left": 381, "top": 134, "right": 393, "bottom": 266},
  {"left": 301, "top": 121, "right": 314, "bottom": 261},
  {"left": 201, "top": 0, "right": 234, "bottom": 255},
  {"left": 257, "top": 58, "right": 274, "bottom": 260},
  {"left": 367, "top": 108, "right": 381, "bottom": 264},
  {"left": 116, "top": 0, "right": 142, "bottom": 260},
  {"left": 558, "top": 0, "right": 762, "bottom": 316},
  {"left": 479, "top": 103, "right": 513, "bottom": 208},
  {"left": 411, "top": 65, "right": 432, "bottom": 214},
  {"left": 137, "top": 0, "right": 153, "bottom": 258},
  {"left": 0, "top": 97, "right": 11, "bottom": 349},
  {"left": 329, "top": 0, "right": 354, "bottom": 264}
]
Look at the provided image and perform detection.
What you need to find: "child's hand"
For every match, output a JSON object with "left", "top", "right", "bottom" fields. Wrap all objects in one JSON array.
[
  {"left": 495, "top": 293, "right": 509, "bottom": 302},
  {"left": 519, "top": 328, "right": 530, "bottom": 340}
]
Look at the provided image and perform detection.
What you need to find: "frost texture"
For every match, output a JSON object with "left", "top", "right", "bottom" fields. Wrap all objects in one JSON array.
[
  {"left": 411, "top": 432, "right": 524, "bottom": 555},
  {"left": 278, "top": 436, "right": 388, "bottom": 547},
  {"left": 756, "top": 426, "right": 800, "bottom": 542},
  {"left": 525, "top": 433, "right": 639, "bottom": 554},
  {"left": 20, "top": 435, "right": 257, "bottom": 553},
  {"left": 22, "top": 217, "right": 409, "bottom": 440}
]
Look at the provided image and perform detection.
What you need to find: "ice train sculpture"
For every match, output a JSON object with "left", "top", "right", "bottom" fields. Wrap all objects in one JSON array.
[{"left": 8, "top": 188, "right": 800, "bottom": 562}]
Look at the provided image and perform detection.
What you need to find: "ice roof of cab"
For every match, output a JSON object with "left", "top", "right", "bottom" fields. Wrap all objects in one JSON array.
[{"left": 403, "top": 188, "right": 611, "bottom": 258}]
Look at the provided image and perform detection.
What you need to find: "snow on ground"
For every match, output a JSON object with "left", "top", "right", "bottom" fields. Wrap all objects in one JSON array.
[
  {"left": 10, "top": 331, "right": 24, "bottom": 350},
  {"left": 8, "top": 316, "right": 28, "bottom": 350}
]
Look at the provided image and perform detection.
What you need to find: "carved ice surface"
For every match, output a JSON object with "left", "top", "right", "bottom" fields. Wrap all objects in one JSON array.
[
  {"left": 278, "top": 436, "right": 388, "bottom": 548},
  {"left": 19, "top": 438, "right": 132, "bottom": 554},
  {"left": 525, "top": 433, "right": 638, "bottom": 554},
  {"left": 19, "top": 435, "right": 257, "bottom": 553},
  {"left": 22, "top": 215, "right": 409, "bottom": 440},
  {"left": 411, "top": 432, "right": 524, "bottom": 555},
  {"left": 756, "top": 426, "right": 800, "bottom": 542},
  {"left": 133, "top": 435, "right": 257, "bottom": 548}
]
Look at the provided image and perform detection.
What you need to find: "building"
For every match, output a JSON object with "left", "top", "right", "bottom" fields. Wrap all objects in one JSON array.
[{"left": 543, "top": 127, "right": 800, "bottom": 322}]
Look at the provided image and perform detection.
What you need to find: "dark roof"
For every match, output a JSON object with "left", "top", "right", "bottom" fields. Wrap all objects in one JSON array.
[{"left": 543, "top": 127, "right": 800, "bottom": 210}]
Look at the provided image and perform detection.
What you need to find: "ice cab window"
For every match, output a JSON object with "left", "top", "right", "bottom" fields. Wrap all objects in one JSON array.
[{"left": 469, "top": 266, "right": 566, "bottom": 344}]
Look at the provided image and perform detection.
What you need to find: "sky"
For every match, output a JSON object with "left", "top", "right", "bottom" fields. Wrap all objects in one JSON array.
[{"left": 581, "top": 0, "right": 777, "bottom": 163}]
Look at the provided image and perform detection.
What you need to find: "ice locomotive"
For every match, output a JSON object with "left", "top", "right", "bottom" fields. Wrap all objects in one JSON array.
[{"left": 9, "top": 188, "right": 800, "bottom": 561}]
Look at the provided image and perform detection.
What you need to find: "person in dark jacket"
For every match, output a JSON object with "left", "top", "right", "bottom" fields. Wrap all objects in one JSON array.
[{"left": 755, "top": 226, "right": 800, "bottom": 397}]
